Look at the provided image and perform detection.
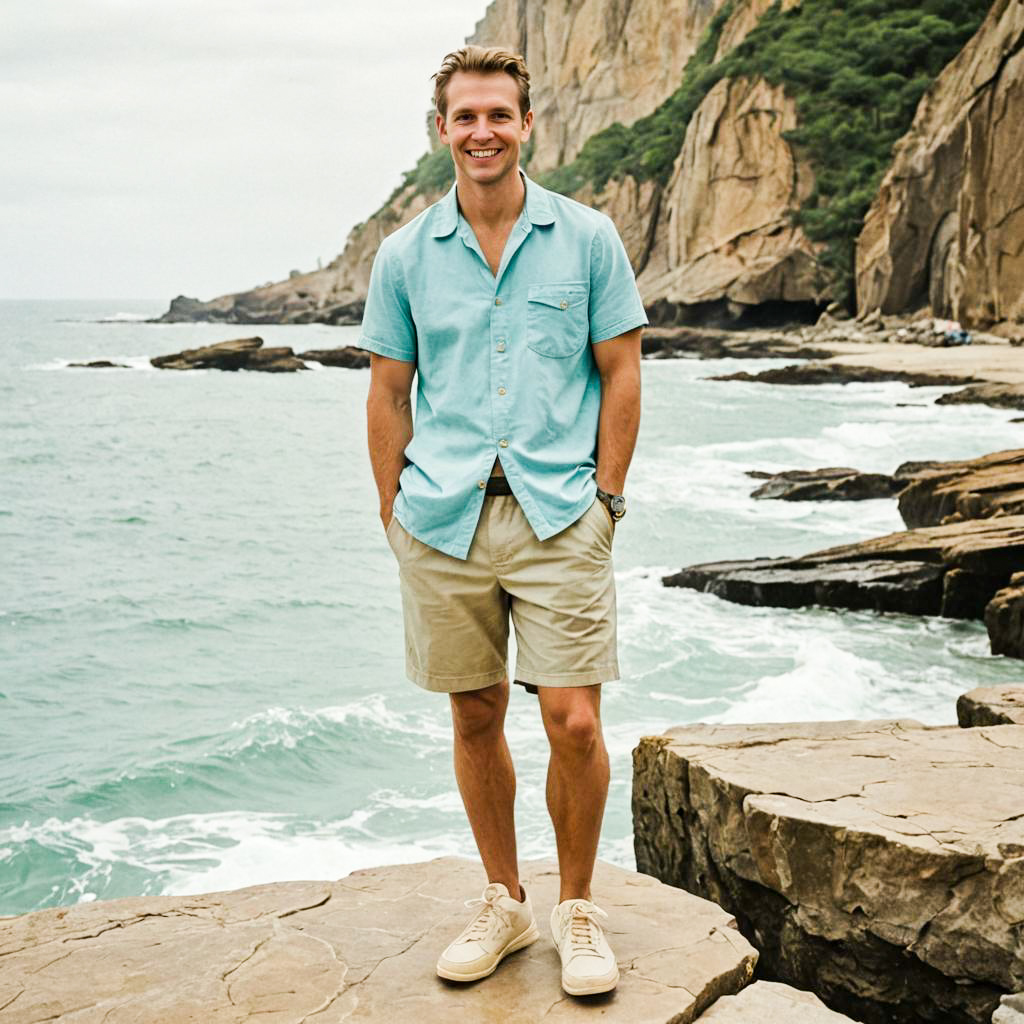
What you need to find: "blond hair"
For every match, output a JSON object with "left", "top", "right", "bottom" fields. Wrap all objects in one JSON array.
[{"left": 432, "top": 45, "right": 531, "bottom": 119}]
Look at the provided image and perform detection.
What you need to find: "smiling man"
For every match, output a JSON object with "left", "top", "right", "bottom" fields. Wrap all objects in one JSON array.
[{"left": 361, "top": 45, "right": 646, "bottom": 997}]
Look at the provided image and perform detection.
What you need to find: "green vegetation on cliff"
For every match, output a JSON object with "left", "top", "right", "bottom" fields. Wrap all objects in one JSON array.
[{"left": 540, "top": 0, "right": 990, "bottom": 306}]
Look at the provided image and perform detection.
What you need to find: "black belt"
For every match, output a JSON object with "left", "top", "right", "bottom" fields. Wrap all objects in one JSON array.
[{"left": 485, "top": 475, "right": 514, "bottom": 495}]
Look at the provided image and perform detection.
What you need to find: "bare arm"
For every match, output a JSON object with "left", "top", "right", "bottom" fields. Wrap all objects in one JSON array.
[
  {"left": 591, "top": 325, "right": 643, "bottom": 498},
  {"left": 366, "top": 352, "right": 416, "bottom": 530}
]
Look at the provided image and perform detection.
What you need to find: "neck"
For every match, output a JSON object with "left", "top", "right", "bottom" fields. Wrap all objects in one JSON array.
[{"left": 455, "top": 167, "right": 525, "bottom": 230}]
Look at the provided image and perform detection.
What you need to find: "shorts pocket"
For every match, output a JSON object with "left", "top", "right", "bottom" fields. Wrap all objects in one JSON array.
[{"left": 526, "top": 283, "right": 589, "bottom": 358}]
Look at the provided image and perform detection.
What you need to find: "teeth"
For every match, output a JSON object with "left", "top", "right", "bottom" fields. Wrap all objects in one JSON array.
[{"left": 469, "top": 149, "right": 498, "bottom": 157}]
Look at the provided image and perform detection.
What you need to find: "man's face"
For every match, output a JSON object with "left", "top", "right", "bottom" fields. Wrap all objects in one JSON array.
[{"left": 436, "top": 71, "right": 533, "bottom": 189}]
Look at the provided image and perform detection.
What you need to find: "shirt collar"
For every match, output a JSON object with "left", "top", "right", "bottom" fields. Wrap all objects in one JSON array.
[{"left": 429, "top": 167, "right": 555, "bottom": 238}]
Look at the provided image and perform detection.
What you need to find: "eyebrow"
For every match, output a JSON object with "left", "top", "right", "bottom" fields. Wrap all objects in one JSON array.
[{"left": 450, "top": 104, "right": 516, "bottom": 117}]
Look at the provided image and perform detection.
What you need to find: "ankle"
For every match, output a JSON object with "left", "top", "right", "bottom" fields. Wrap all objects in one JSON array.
[{"left": 506, "top": 882, "right": 525, "bottom": 902}]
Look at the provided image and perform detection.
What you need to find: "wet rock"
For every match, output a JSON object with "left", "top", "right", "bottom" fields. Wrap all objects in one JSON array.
[
  {"left": 297, "top": 346, "right": 372, "bottom": 369},
  {"left": 632, "top": 719, "right": 1024, "bottom": 1023},
  {"left": 987, "top": 574, "right": 1024, "bottom": 659},
  {"left": 0, "top": 856, "right": 758, "bottom": 1024},
  {"left": 936, "top": 383, "right": 1024, "bottom": 411},
  {"left": 641, "top": 326, "right": 833, "bottom": 361},
  {"left": 957, "top": 685, "right": 1024, "bottom": 727},
  {"left": 150, "top": 337, "right": 308, "bottom": 372},
  {"left": 708, "top": 361, "right": 975, "bottom": 388},
  {"left": 67, "top": 360, "right": 131, "bottom": 369},
  {"left": 747, "top": 467, "right": 905, "bottom": 501},
  {"left": 662, "top": 515, "right": 1024, "bottom": 640}
]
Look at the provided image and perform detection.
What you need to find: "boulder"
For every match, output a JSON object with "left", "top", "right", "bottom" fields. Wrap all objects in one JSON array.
[
  {"left": 297, "top": 346, "right": 372, "bottom": 369},
  {"left": 0, "top": 856, "right": 759, "bottom": 1024},
  {"left": 994, "top": 992, "right": 1024, "bottom": 1023},
  {"left": 697, "top": 980, "right": 856, "bottom": 1022},
  {"left": 663, "top": 514, "right": 1024, "bottom": 632},
  {"left": 988, "top": 575, "right": 1024, "bottom": 659},
  {"left": 957, "top": 685, "right": 1024, "bottom": 727},
  {"left": 632, "top": 719, "right": 1024, "bottom": 1023}
]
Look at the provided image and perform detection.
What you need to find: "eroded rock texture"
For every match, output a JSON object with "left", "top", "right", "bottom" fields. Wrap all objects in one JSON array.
[
  {"left": 663, "top": 513, "right": 1024, "bottom": 627},
  {"left": 957, "top": 684, "right": 1024, "bottom": 726},
  {"left": 0, "top": 856, "right": 758, "bottom": 1024},
  {"left": 856, "top": 0, "right": 1024, "bottom": 331},
  {"left": 637, "top": 75, "right": 826, "bottom": 317},
  {"left": 632, "top": 720, "right": 1024, "bottom": 1023}
]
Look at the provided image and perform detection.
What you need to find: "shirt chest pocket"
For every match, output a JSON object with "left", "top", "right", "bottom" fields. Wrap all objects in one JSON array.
[{"left": 526, "top": 284, "right": 590, "bottom": 358}]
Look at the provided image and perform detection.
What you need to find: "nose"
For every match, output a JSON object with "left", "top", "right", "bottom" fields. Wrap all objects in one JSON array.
[{"left": 470, "top": 117, "right": 494, "bottom": 141}]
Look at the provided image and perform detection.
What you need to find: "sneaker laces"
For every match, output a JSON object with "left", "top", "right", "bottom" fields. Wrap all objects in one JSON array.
[
  {"left": 565, "top": 900, "right": 609, "bottom": 954},
  {"left": 461, "top": 883, "right": 514, "bottom": 941}
]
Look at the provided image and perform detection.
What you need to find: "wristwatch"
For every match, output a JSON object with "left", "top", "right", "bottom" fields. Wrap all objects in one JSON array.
[{"left": 595, "top": 486, "right": 626, "bottom": 521}]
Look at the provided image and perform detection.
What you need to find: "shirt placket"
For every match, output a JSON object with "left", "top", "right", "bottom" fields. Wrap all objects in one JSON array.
[{"left": 460, "top": 213, "right": 532, "bottom": 483}]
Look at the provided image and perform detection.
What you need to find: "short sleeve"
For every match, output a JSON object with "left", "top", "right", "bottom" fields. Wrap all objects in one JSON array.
[
  {"left": 357, "top": 241, "right": 417, "bottom": 362},
  {"left": 588, "top": 214, "right": 649, "bottom": 344}
]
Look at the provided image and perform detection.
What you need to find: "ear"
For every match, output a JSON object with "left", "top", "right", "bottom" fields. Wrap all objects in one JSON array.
[
  {"left": 520, "top": 109, "right": 533, "bottom": 142},
  {"left": 435, "top": 111, "right": 448, "bottom": 145}
]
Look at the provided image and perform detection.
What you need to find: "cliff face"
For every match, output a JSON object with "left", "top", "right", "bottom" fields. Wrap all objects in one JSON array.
[
  {"left": 161, "top": 0, "right": 1014, "bottom": 332},
  {"left": 637, "top": 74, "right": 826, "bottom": 322},
  {"left": 855, "top": 0, "right": 1024, "bottom": 331}
]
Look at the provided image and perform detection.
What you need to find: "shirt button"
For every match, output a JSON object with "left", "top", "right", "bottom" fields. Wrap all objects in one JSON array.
[
  {"left": 499, "top": 439, "right": 509, "bottom": 448},
  {"left": 497, "top": 387, "right": 506, "bottom": 395},
  {"left": 496, "top": 342, "right": 506, "bottom": 352},
  {"left": 559, "top": 300, "right": 568, "bottom": 310},
  {"left": 494, "top": 298, "right": 502, "bottom": 306},
  {"left": 478, "top": 480, "right": 486, "bottom": 489}
]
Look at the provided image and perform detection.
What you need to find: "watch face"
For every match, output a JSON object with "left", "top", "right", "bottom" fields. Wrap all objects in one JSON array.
[{"left": 610, "top": 495, "right": 626, "bottom": 515}]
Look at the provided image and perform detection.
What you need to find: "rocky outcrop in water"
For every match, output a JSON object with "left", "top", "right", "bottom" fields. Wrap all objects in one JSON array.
[
  {"left": 148, "top": 338, "right": 371, "bottom": 372},
  {"left": 663, "top": 513, "right": 1023, "bottom": 639},
  {"left": 746, "top": 467, "right": 905, "bottom": 502},
  {"left": 0, "top": 855, "right": 764, "bottom": 1023},
  {"left": 855, "top": 0, "right": 1024, "bottom": 332},
  {"left": 988, "top": 573, "right": 1024, "bottom": 658},
  {"left": 632, "top": 718, "right": 1024, "bottom": 1024},
  {"left": 150, "top": 337, "right": 308, "bottom": 372}
]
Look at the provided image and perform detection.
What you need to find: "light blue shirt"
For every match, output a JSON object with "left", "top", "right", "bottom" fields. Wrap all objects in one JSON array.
[{"left": 359, "top": 168, "right": 648, "bottom": 560}]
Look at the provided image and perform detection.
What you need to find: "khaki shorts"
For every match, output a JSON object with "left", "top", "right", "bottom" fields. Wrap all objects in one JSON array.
[{"left": 385, "top": 494, "right": 618, "bottom": 693}]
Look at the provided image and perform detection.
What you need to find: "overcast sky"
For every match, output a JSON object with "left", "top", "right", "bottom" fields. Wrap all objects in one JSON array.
[{"left": 0, "top": 0, "right": 489, "bottom": 301}]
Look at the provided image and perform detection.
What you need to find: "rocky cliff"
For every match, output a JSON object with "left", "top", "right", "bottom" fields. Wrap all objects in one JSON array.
[
  {"left": 856, "top": 0, "right": 1024, "bottom": 332},
  {"left": 158, "top": 0, "right": 1010, "bottom": 330}
]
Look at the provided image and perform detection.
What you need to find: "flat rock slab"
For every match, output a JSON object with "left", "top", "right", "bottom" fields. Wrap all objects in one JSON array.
[
  {"left": 698, "top": 980, "right": 856, "bottom": 1021},
  {"left": 958, "top": 685, "right": 1024, "bottom": 726},
  {"left": 632, "top": 719, "right": 1024, "bottom": 1024},
  {"left": 0, "top": 856, "right": 757, "bottom": 1024},
  {"left": 663, "top": 513, "right": 1024, "bottom": 630}
]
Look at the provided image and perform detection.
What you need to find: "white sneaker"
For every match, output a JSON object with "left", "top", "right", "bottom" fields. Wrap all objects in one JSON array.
[
  {"left": 436, "top": 881, "right": 539, "bottom": 982},
  {"left": 550, "top": 897, "right": 620, "bottom": 995}
]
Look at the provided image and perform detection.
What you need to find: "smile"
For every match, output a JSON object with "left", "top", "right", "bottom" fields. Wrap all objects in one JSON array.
[{"left": 468, "top": 149, "right": 500, "bottom": 159}]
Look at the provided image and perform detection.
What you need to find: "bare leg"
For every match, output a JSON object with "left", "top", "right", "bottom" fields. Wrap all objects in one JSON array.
[
  {"left": 449, "top": 677, "right": 524, "bottom": 901},
  {"left": 538, "top": 684, "right": 609, "bottom": 903}
]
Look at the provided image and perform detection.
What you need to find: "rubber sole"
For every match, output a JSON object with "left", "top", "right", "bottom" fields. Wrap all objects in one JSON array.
[
  {"left": 436, "top": 919, "right": 540, "bottom": 982},
  {"left": 560, "top": 964, "right": 620, "bottom": 996}
]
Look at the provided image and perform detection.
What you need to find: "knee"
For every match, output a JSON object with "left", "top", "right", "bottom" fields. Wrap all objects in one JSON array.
[
  {"left": 546, "top": 708, "right": 600, "bottom": 755},
  {"left": 450, "top": 682, "right": 508, "bottom": 742}
]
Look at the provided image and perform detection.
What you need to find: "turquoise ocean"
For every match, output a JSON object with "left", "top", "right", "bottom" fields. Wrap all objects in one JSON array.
[{"left": 1, "top": 298, "right": 1019, "bottom": 917}]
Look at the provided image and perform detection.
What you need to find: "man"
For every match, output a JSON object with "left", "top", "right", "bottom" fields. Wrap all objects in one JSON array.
[{"left": 361, "top": 44, "right": 645, "bottom": 997}]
